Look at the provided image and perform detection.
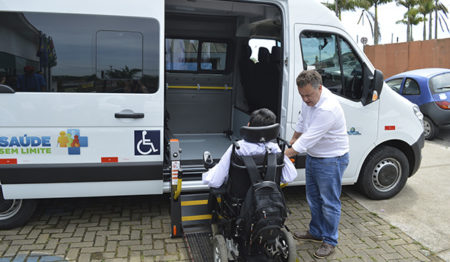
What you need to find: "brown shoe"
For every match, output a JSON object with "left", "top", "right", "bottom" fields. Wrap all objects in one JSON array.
[
  {"left": 314, "top": 242, "right": 335, "bottom": 259},
  {"left": 293, "top": 230, "right": 322, "bottom": 242}
]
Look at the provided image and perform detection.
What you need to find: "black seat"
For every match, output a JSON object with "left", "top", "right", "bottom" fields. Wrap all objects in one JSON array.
[{"left": 224, "top": 123, "right": 285, "bottom": 202}]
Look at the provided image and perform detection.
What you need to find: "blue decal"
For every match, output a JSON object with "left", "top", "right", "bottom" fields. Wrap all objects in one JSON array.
[
  {"left": 134, "top": 130, "right": 160, "bottom": 156},
  {"left": 57, "top": 129, "right": 88, "bottom": 155},
  {"left": 347, "top": 127, "right": 361, "bottom": 135},
  {"left": 0, "top": 135, "right": 52, "bottom": 147}
]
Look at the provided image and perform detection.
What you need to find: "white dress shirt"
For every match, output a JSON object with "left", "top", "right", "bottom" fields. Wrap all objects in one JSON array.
[
  {"left": 292, "top": 87, "right": 349, "bottom": 158},
  {"left": 202, "top": 140, "right": 298, "bottom": 188}
]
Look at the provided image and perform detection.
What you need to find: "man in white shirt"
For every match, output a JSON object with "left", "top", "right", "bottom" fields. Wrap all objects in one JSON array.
[
  {"left": 202, "top": 108, "right": 297, "bottom": 189},
  {"left": 285, "top": 70, "right": 349, "bottom": 259}
]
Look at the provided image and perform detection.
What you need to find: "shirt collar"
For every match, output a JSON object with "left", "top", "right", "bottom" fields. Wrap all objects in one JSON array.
[{"left": 313, "top": 86, "right": 328, "bottom": 108}]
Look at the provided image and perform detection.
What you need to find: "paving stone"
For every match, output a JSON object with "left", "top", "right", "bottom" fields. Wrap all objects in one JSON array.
[{"left": 0, "top": 190, "right": 445, "bottom": 262}]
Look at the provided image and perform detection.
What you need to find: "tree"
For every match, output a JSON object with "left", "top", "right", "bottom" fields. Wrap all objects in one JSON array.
[
  {"left": 396, "top": 6, "right": 424, "bottom": 41},
  {"left": 396, "top": 0, "right": 418, "bottom": 41},
  {"left": 433, "top": 0, "right": 449, "bottom": 39},
  {"left": 418, "top": 0, "right": 434, "bottom": 40},
  {"left": 359, "top": 0, "right": 393, "bottom": 45},
  {"left": 357, "top": 9, "right": 381, "bottom": 43},
  {"left": 322, "top": 0, "right": 369, "bottom": 20}
]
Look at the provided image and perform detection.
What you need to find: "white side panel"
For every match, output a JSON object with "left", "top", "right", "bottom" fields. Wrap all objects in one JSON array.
[{"left": 2, "top": 180, "right": 163, "bottom": 199}]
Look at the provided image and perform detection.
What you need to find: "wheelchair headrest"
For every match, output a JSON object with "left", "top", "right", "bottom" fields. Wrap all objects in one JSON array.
[{"left": 240, "top": 123, "right": 280, "bottom": 143}]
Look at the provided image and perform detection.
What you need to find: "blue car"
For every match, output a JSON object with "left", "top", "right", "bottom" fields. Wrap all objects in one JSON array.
[{"left": 386, "top": 68, "right": 450, "bottom": 140}]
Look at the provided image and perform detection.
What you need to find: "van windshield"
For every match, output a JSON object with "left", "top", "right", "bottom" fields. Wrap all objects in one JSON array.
[{"left": 430, "top": 73, "right": 450, "bottom": 94}]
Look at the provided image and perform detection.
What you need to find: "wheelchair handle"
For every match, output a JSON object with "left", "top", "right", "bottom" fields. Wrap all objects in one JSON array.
[{"left": 278, "top": 137, "right": 292, "bottom": 148}]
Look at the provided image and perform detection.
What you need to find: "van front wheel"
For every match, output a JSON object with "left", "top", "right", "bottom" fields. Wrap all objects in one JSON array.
[
  {"left": 0, "top": 193, "right": 37, "bottom": 229},
  {"left": 358, "top": 146, "right": 409, "bottom": 200}
]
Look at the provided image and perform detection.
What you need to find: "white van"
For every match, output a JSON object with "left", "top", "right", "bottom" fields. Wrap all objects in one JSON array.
[{"left": 0, "top": 0, "right": 424, "bottom": 228}]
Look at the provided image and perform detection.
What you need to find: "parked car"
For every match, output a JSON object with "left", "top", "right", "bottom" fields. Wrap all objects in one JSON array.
[{"left": 386, "top": 68, "right": 450, "bottom": 140}]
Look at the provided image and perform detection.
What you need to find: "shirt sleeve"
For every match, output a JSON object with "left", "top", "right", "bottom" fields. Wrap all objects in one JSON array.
[
  {"left": 201, "top": 145, "right": 233, "bottom": 188},
  {"left": 292, "top": 108, "right": 336, "bottom": 154},
  {"left": 281, "top": 155, "right": 297, "bottom": 183},
  {"left": 294, "top": 108, "right": 304, "bottom": 133}
]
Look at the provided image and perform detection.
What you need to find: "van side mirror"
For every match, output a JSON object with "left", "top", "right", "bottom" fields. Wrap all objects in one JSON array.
[
  {"left": 361, "top": 66, "right": 384, "bottom": 106},
  {"left": 203, "top": 151, "right": 215, "bottom": 169}
]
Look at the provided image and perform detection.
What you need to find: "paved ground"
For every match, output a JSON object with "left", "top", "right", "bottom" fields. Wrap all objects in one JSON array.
[
  {"left": 347, "top": 139, "right": 450, "bottom": 262},
  {"left": 0, "top": 185, "right": 444, "bottom": 262}
]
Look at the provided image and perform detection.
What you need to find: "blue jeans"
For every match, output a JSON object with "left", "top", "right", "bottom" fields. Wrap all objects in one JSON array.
[{"left": 305, "top": 153, "right": 349, "bottom": 246}]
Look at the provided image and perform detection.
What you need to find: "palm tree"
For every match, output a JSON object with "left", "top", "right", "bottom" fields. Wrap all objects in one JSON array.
[
  {"left": 396, "top": 7, "right": 424, "bottom": 41},
  {"left": 357, "top": 9, "right": 381, "bottom": 43},
  {"left": 322, "top": 0, "right": 369, "bottom": 20},
  {"left": 359, "top": 0, "right": 393, "bottom": 45},
  {"left": 396, "top": 0, "right": 418, "bottom": 41},
  {"left": 433, "top": 0, "right": 449, "bottom": 39},
  {"left": 418, "top": 0, "right": 434, "bottom": 40}
]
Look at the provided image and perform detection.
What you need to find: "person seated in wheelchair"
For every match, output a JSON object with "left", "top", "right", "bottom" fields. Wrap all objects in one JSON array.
[{"left": 202, "top": 108, "right": 297, "bottom": 261}]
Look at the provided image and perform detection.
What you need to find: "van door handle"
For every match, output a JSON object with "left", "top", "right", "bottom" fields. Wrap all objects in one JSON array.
[{"left": 115, "top": 112, "right": 145, "bottom": 119}]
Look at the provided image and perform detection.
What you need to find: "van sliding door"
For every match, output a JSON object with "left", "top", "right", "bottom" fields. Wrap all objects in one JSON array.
[{"left": 0, "top": 2, "right": 165, "bottom": 198}]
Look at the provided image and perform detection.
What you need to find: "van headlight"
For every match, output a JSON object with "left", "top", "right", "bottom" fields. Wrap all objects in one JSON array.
[{"left": 413, "top": 104, "right": 424, "bottom": 125}]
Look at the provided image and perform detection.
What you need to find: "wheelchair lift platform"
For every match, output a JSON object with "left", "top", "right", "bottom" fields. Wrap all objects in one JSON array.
[{"left": 169, "top": 139, "right": 213, "bottom": 262}]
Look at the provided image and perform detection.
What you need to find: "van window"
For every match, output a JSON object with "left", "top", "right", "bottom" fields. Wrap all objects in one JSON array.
[
  {"left": 300, "top": 31, "right": 364, "bottom": 101},
  {"left": 0, "top": 12, "right": 159, "bottom": 93},
  {"left": 200, "top": 42, "right": 227, "bottom": 71},
  {"left": 165, "top": 38, "right": 228, "bottom": 72},
  {"left": 96, "top": 30, "right": 143, "bottom": 80},
  {"left": 248, "top": 39, "right": 279, "bottom": 63}
]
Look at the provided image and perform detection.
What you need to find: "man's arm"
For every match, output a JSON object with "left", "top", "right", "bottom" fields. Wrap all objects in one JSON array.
[
  {"left": 289, "top": 131, "right": 302, "bottom": 146},
  {"left": 285, "top": 131, "right": 302, "bottom": 158}
]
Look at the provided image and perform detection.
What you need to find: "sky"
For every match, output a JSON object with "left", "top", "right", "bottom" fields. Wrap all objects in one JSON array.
[{"left": 330, "top": 0, "right": 450, "bottom": 48}]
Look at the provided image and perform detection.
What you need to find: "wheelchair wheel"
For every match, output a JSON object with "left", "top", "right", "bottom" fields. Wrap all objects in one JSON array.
[
  {"left": 270, "top": 228, "right": 297, "bottom": 262},
  {"left": 213, "top": 234, "right": 228, "bottom": 262}
]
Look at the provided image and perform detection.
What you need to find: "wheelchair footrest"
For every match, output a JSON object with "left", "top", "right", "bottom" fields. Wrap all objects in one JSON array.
[{"left": 184, "top": 231, "right": 213, "bottom": 262}]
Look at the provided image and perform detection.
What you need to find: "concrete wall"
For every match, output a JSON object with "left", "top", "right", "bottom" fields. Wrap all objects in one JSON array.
[{"left": 364, "top": 38, "right": 450, "bottom": 78}]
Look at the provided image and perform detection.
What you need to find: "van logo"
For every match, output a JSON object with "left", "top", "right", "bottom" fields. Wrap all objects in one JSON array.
[
  {"left": 347, "top": 127, "right": 361, "bottom": 135},
  {"left": 134, "top": 130, "right": 160, "bottom": 156},
  {"left": 57, "top": 129, "right": 88, "bottom": 155}
]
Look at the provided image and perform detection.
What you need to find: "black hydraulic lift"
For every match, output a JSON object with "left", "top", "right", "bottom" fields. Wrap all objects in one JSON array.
[{"left": 169, "top": 139, "right": 213, "bottom": 262}]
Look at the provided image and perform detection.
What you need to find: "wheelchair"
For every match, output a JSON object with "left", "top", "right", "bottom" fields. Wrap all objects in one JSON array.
[{"left": 204, "top": 124, "right": 297, "bottom": 262}]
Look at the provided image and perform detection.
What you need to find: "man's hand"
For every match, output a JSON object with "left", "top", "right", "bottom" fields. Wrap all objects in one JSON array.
[{"left": 285, "top": 147, "right": 299, "bottom": 158}]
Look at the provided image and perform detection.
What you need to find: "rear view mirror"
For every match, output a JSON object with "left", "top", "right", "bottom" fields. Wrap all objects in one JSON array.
[{"left": 361, "top": 66, "right": 384, "bottom": 106}]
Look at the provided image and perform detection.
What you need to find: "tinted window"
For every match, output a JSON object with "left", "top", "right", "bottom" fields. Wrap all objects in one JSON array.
[
  {"left": 0, "top": 12, "right": 159, "bottom": 93},
  {"left": 403, "top": 78, "right": 420, "bottom": 95},
  {"left": 200, "top": 42, "right": 227, "bottom": 71},
  {"left": 300, "top": 31, "right": 363, "bottom": 100},
  {"left": 430, "top": 72, "right": 450, "bottom": 94},
  {"left": 386, "top": 78, "right": 403, "bottom": 93},
  {"left": 165, "top": 39, "right": 199, "bottom": 71},
  {"left": 165, "top": 38, "right": 227, "bottom": 72}
]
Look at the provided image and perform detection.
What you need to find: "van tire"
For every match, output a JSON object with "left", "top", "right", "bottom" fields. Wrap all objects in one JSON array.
[
  {"left": 0, "top": 195, "right": 37, "bottom": 229},
  {"left": 358, "top": 146, "right": 409, "bottom": 200},
  {"left": 423, "top": 116, "right": 438, "bottom": 140}
]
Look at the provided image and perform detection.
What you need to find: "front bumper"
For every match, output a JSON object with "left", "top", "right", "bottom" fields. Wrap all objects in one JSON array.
[{"left": 410, "top": 132, "right": 425, "bottom": 176}]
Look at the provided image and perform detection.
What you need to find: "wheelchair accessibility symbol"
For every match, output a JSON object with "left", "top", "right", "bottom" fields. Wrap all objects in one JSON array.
[{"left": 134, "top": 130, "right": 160, "bottom": 155}]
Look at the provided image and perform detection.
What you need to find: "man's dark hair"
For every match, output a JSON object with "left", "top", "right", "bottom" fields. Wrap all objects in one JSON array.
[
  {"left": 296, "top": 70, "right": 322, "bottom": 89},
  {"left": 249, "top": 108, "right": 276, "bottom": 127}
]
